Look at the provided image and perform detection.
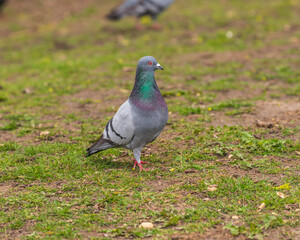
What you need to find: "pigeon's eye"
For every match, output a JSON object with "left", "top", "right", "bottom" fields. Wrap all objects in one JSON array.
[{"left": 148, "top": 61, "right": 153, "bottom": 65}]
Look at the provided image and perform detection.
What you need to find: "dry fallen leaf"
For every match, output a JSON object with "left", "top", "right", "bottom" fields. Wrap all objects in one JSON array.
[
  {"left": 232, "top": 215, "right": 239, "bottom": 219},
  {"left": 122, "top": 67, "right": 134, "bottom": 72},
  {"left": 119, "top": 88, "right": 129, "bottom": 93},
  {"left": 207, "top": 185, "right": 218, "bottom": 192},
  {"left": 40, "top": 131, "right": 50, "bottom": 136},
  {"left": 93, "top": 203, "right": 99, "bottom": 211},
  {"left": 276, "top": 191, "right": 285, "bottom": 199},
  {"left": 258, "top": 202, "right": 266, "bottom": 212},
  {"left": 139, "top": 222, "right": 154, "bottom": 229},
  {"left": 22, "top": 87, "right": 33, "bottom": 95}
]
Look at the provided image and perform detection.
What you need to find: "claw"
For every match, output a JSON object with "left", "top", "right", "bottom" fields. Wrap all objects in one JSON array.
[
  {"left": 133, "top": 160, "right": 137, "bottom": 170},
  {"left": 138, "top": 163, "right": 149, "bottom": 172},
  {"left": 132, "top": 159, "right": 149, "bottom": 171}
]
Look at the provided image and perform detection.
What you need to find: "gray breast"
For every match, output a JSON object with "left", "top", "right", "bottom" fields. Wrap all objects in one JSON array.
[{"left": 127, "top": 106, "right": 168, "bottom": 149}]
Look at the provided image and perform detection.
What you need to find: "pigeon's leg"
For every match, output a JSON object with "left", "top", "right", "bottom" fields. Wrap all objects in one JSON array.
[
  {"left": 151, "top": 17, "right": 162, "bottom": 31},
  {"left": 133, "top": 160, "right": 138, "bottom": 169},
  {"left": 135, "top": 19, "right": 145, "bottom": 31},
  {"left": 151, "top": 22, "right": 162, "bottom": 31},
  {"left": 133, "top": 148, "right": 149, "bottom": 172}
]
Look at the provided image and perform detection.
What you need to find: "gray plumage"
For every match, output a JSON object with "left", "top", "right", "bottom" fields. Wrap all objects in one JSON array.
[
  {"left": 106, "top": 0, "right": 174, "bottom": 21},
  {"left": 86, "top": 56, "right": 168, "bottom": 171}
]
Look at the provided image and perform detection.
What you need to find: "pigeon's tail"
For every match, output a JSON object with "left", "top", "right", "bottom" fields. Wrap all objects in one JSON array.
[{"left": 85, "top": 135, "right": 116, "bottom": 157}]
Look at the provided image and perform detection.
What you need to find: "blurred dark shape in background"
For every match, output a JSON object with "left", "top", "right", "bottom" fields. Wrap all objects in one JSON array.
[
  {"left": 0, "top": 0, "right": 7, "bottom": 13},
  {"left": 107, "top": 0, "right": 174, "bottom": 29}
]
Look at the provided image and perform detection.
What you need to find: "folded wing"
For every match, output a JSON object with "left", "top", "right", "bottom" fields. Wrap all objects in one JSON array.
[
  {"left": 86, "top": 100, "right": 134, "bottom": 156},
  {"left": 103, "top": 100, "right": 134, "bottom": 145}
]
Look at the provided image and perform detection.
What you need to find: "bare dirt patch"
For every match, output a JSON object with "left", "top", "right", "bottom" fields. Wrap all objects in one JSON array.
[
  {"left": 209, "top": 99, "right": 300, "bottom": 129},
  {"left": 172, "top": 225, "right": 247, "bottom": 240},
  {"left": 216, "top": 160, "right": 286, "bottom": 185},
  {"left": 0, "top": 222, "right": 35, "bottom": 240},
  {"left": 0, "top": 181, "right": 19, "bottom": 196},
  {"left": 178, "top": 42, "right": 300, "bottom": 68}
]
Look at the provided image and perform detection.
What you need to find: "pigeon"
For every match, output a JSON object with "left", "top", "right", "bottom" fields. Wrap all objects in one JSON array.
[
  {"left": 86, "top": 56, "right": 168, "bottom": 172},
  {"left": 106, "top": 0, "right": 174, "bottom": 29}
]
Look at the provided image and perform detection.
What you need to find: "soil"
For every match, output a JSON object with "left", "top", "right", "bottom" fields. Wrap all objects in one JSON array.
[{"left": 210, "top": 100, "right": 300, "bottom": 128}]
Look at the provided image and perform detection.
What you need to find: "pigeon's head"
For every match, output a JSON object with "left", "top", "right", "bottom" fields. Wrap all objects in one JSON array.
[{"left": 137, "top": 56, "right": 164, "bottom": 72}]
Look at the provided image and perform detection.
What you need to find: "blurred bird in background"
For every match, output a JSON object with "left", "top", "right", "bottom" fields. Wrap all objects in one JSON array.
[{"left": 106, "top": 0, "right": 174, "bottom": 30}]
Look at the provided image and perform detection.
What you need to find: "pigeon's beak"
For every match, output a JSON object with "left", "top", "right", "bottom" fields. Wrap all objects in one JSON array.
[{"left": 156, "top": 63, "right": 164, "bottom": 70}]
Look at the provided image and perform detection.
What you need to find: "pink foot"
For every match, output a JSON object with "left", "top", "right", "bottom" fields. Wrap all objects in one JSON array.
[
  {"left": 132, "top": 159, "right": 150, "bottom": 172},
  {"left": 135, "top": 23, "right": 145, "bottom": 31},
  {"left": 138, "top": 163, "right": 149, "bottom": 172},
  {"left": 132, "top": 159, "right": 150, "bottom": 164},
  {"left": 151, "top": 23, "right": 162, "bottom": 31}
]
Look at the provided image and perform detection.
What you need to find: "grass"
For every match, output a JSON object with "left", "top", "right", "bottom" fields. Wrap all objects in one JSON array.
[{"left": 0, "top": 0, "right": 300, "bottom": 239}]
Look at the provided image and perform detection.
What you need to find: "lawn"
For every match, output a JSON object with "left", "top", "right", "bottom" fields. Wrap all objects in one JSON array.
[{"left": 0, "top": 0, "right": 299, "bottom": 239}]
